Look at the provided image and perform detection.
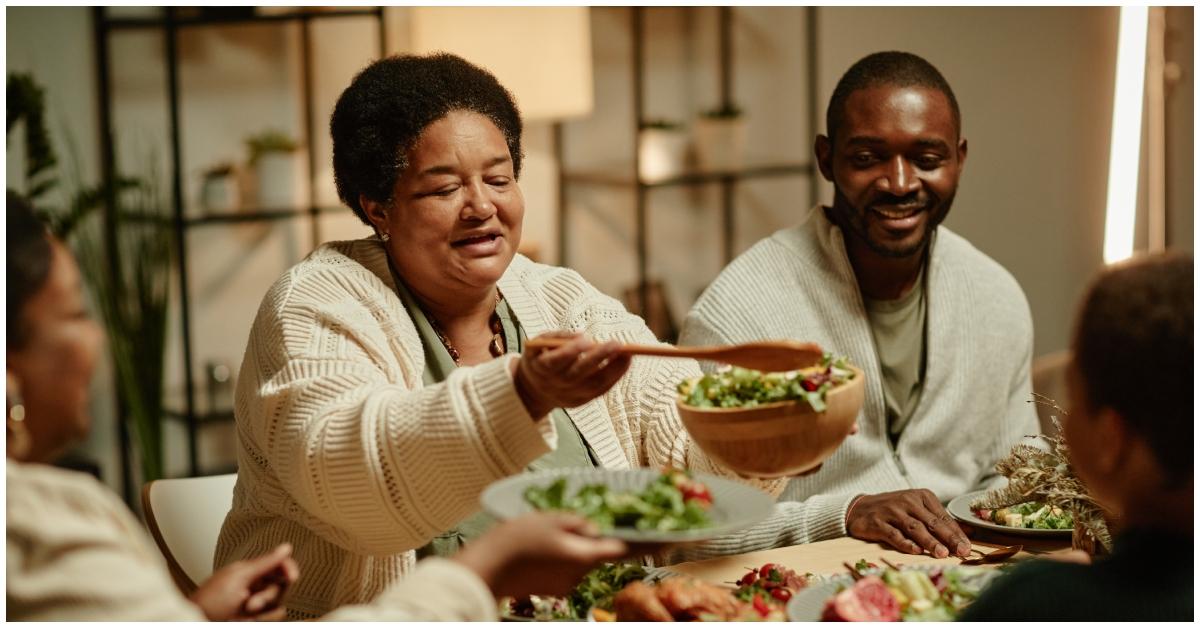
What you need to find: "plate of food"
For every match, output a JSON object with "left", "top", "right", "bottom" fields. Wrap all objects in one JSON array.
[
  {"left": 592, "top": 562, "right": 815, "bottom": 621},
  {"left": 481, "top": 467, "right": 774, "bottom": 543},
  {"left": 499, "top": 562, "right": 652, "bottom": 621},
  {"left": 947, "top": 490, "right": 1073, "bottom": 537},
  {"left": 786, "top": 563, "right": 1003, "bottom": 621}
]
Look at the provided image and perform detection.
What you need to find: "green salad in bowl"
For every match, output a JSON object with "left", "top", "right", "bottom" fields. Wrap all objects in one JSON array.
[
  {"left": 677, "top": 354, "right": 857, "bottom": 411},
  {"left": 673, "top": 353, "right": 864, "bottom": 477}
]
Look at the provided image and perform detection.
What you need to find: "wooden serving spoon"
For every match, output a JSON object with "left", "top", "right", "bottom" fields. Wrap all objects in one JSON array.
[
  {"left": 960, "top": 544, "right": 1023, "bottom": 565},
  {"left": 524, "top": 337, "right": 825, "bottom": 373}
]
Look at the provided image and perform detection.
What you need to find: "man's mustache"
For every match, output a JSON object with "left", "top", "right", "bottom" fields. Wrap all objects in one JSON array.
[{"left": 867, "top": 192, "right": 932, "bottom": 211}]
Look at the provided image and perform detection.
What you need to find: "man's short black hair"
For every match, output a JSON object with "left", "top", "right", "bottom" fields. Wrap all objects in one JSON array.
[
  {"left": 330, "top": 53, "right": 524, "bottom": 225},
  {"left": 1072, "top": 252, "right": 1193, "bottom": 485},
  {"left": 825, "top": 51, "right": 961, "bottom": 142},
  {"left": 7, "top": 190, "right": 53, "bottom": 349}
]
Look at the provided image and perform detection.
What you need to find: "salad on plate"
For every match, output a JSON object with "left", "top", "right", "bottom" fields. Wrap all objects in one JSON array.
[
  {"left": 523, "top": 468, "right": 713, "bottom": 533},
  {"left": 815, "top": 564, "right": 1001, "bottom": 622},
  {"left": 972, "top": 501, "right": 1074, "bottom": 530}
]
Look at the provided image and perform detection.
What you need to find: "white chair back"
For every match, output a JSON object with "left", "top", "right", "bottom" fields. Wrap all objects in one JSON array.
[{"left": 141, "top": 473, "right": 238, "bottom": 594}]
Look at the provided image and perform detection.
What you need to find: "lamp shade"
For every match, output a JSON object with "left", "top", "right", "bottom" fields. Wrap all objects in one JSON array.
[{"left": 410, "top": 7, "right": 593, "bottom": 121}]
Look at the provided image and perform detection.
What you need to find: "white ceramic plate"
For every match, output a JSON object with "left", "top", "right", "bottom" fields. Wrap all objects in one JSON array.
[
  {"left": 946, "top": 490, "right": 1072, "bottom": 538},
  {"left": 786, "top": 564, "right": 1000, "bottom": 621},
  {"left": 481, "top": 468, "right": 774, "bottom": 543}
]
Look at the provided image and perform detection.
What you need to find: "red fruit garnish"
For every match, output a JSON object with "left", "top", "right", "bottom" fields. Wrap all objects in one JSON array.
[
  {"left": 770, "top": 587, "right": 793, "bottom": 602},
  {"left": 681, "top": 482, "right": 713, "bottom": 507},
  {"left": 752, "top": 593, "right": 771, "bottom": 618}
]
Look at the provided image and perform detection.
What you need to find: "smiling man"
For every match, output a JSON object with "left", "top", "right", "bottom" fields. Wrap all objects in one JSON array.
[{"left": 677, "top": 52, "right": 1039, "bottom": 559}]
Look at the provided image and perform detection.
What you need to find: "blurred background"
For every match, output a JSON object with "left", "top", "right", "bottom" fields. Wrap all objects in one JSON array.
[{"left": 6, "top": 6, "right": 1193, "bottom": 506}]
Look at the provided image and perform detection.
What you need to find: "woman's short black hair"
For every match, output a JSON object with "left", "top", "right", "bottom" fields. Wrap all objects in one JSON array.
[
  {"left": 1072, "top": 252, "right": 1193, "bottom": 485},
  {"left": 330, "top": 53, "right": 524, "bottom": 225},
  {"left": 7, "top": 190, "right": 53, "bottom": 349}
]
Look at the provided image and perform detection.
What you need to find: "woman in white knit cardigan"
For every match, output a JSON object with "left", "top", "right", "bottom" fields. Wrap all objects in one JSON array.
[
  {"left": 214, "top": 53, "right": 789, "bottom": 618},
  {"left": 5, "top": 193, "right": 630, "bottom": 621}
]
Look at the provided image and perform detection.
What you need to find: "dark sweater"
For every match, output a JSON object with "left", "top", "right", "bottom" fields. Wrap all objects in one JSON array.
[{"left": 960, "top": 529, "right": 1193, "bottom": 621}]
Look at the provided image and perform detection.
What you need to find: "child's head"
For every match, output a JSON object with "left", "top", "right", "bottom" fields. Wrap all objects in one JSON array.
[{"left": 1065, "top": 252, "right": 1192, "bottom": 515}]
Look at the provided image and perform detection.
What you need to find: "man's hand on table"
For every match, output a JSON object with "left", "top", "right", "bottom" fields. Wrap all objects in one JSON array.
[{"left": 845, "top": 489, "right": 971, "bottom": 558}]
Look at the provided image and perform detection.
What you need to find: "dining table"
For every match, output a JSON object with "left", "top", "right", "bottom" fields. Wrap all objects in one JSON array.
[{"left": 665, "top": 528, "right": 1075, "bottom": 585}]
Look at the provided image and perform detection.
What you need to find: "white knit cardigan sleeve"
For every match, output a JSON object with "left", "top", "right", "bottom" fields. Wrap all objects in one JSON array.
[
  {"left": 5, "top": 462, "right": 209, "bottom": 621},
  {"left": 322, "top": 558, "right": 496, "bottom": 621},
  {"left": 239, "top": 262, "right": 556, "bottom": 558}
]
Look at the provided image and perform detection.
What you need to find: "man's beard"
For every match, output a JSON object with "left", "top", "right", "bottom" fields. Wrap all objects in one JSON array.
[{"left": 828, "top": 187, "right": 955, "bottom": 259}]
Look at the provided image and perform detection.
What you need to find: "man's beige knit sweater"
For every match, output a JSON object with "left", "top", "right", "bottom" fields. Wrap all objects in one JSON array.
[
  {"left": 214, "top": 238, "right": 785, "bottom": 618},
  {"left": 671, "top": 206, "right": 1040, "bottom": 562}
]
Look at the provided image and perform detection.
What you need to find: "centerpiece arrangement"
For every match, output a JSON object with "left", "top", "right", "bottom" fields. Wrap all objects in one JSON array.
[{"left": 968, "top": 394, "right": 1112, "bottom": 554}]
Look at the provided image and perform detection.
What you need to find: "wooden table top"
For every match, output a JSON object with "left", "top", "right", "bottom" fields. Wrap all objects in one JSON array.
[{"left": 667, "top": 530, "right": 1073, "bottom": 585}]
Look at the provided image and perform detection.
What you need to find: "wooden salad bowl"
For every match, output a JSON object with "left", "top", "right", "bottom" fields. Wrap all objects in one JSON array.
[{"left": 675, "top": 367, "right": 865, "bottom": 478}]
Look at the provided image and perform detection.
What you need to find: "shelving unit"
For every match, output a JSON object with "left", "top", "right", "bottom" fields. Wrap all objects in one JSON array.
[
  {"left": 557, "top": 7, "right": 819, "bottom": 339},
  {"left": 92, "top": 7, "right": 387, "bottom": 496}
]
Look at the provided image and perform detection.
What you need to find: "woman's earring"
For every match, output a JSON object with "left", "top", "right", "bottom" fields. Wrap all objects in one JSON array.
[
  {"left": 7, "top": 383, "right": 31, "bottom": 460},
  {"left": 380, "top": 232, "right": 391, "bottom": 243}
]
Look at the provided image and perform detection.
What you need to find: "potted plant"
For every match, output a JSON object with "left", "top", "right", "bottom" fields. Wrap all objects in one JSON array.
[
  {"left": 8, "top": 72, "right": 173, "bottom": 487},
  {"left": 638, "top": 119, "right": 688, "bottom": 183},
  {"left": 199, "top": 161, "right": 240, "bottom": 214},
  {"left": 693, "top": 104, "right": 746, "bottom": 173},
  {"left": 245, "top": 129, "right": 301, "bottom": 208}
]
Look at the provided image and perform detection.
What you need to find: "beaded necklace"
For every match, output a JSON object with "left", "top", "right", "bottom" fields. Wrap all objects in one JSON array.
[{"left": 426, "top": 291, "right": 505, "bottom": 365}]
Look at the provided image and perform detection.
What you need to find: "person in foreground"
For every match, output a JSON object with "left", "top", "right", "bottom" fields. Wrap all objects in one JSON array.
[
  {"left": 5, "top": 192, "right": 630, "bottom": 621},
  {"left": 676, "top": 50, "right": 1039, "bottom": 560},
  {"left": 214, "top": 52, "right": 786, "bottom": 618},
  {"left": 959, "top": 252, "right": 1193, "bottom": 621}
]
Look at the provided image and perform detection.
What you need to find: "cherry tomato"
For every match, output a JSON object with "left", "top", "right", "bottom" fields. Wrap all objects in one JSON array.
[
  {"left": 752, "top": 593, "right": 771, "bottom": 617},
  {"left": 770, "top": 588, "right": 793, "bottom": 602},
  {"left": 681, "top": 482, "right": 713, "bottom": 506}
]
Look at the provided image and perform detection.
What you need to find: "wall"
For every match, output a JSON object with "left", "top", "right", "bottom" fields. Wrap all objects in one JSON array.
[{"left": 1166, "top": 6, "right": 1193, "bottom": 251}]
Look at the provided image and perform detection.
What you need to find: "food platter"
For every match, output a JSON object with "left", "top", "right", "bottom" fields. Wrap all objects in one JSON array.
[
  {"left": 947, "top": 490, "right": 1072, "bottom": 538},
  {"left": 481, "top": 468, "right": 774, "bottom": 543},
  {"left": 786, "top": 564, "right": 1001, "bottom": 622}
]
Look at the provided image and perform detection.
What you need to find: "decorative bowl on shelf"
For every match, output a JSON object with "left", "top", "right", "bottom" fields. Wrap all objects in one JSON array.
[
  {"left": 693, "top": 106, "right": 746, "bottom": 173},
  {"left": 675, "top": 366, "right": 865, "bottom": 478},
  {"left": 637, "top": 120, "right": 688, "bottom": 183}
]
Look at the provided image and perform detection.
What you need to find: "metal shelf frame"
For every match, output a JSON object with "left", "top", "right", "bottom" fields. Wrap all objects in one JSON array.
[
  {"left": 556, "top": 7, "right": 821, "bottom": 327},
  {"left": 92, "top": 7, "right": 387, "bottom": 496}
]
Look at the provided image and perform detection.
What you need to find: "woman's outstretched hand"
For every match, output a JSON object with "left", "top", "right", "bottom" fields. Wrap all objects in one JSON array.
[
  {"left": 452, "top": 512, "right": 629, "bottom": 599},
  {"left": 514, "top": 332, "right": 632, "bottom": 419},
  {"left": 189, "top": 542, "right": 300, "bottom": 621}
]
